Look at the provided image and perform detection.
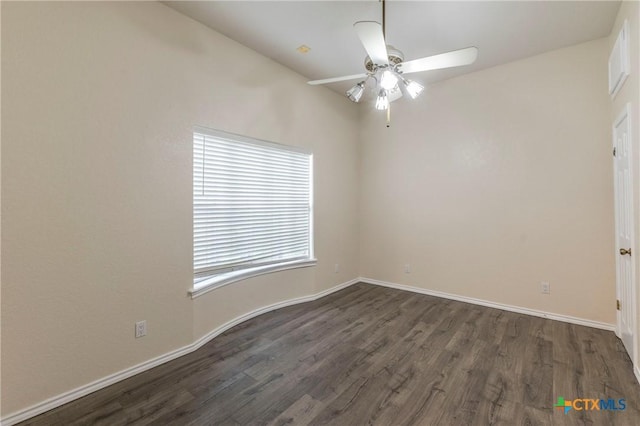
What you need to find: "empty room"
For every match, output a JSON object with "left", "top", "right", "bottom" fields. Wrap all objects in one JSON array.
[{"left": 2, "top": 1, "right": 640, "bottom": 425}]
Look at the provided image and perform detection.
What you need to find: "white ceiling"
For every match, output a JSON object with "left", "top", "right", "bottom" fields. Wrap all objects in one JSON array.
[{"left": 164, "top": 1, "right": 621, "bottom": 95}]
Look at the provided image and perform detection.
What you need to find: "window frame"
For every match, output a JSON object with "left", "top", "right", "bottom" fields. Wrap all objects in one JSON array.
[{"left": 191, "top": 127, "right": 316, "bottom": 298}]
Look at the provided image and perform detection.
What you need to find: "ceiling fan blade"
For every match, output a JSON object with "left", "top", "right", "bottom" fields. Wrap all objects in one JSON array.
[
  {"left": 397, "top": 47, "right": 478, "bottom": 74},
  {"left": 354, "top": 21, "right": 388, "bottom": 66},
  {"left": 307, "top": 73, "right": 368, "bottom": 85}
]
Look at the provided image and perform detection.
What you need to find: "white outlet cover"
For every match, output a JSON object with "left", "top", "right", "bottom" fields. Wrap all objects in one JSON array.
[{"left": 135, "top": 320, "right": 147, "bottom": 338}]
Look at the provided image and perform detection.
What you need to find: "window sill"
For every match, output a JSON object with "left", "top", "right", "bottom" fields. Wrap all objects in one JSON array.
[{"left": 189, "top": 258, "right": 317, "bottom": 299}]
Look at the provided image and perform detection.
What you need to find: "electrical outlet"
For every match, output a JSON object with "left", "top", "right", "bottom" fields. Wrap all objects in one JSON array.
[
  {"left": 334, "top": 263, "right": 340, "bottom": 273},
  {"left": 541, "top": 281, "right": 550, "bottom": 295},
  {"left": 404, "top": 264, "right": 411, "bottom": 274},
  {"left": 135, "top": 320, "right": 147, "bottom": 338}
]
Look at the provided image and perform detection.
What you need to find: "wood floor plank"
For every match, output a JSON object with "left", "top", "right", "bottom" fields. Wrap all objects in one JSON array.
[
  {"left": 520, "top": 320, "right": 553, "bottom": 411},
  {"left": 552, "top": 321, "right": 591, "bottom": 426},
  {"left": 266, "top": 394, "right": 324, "bottom": 426},
  {"left": 20, "top": 283, "right": 640, "bottom": 426},
  {"left": 435, "top": 337, "right": 498, "bottom": 425}
]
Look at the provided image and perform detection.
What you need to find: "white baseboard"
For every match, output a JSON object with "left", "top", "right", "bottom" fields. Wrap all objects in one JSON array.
[
  {"left": 635, "top": 365, "right": 640, "bottom": 386},
  {"left": 0, "top": 278, "right": 360, "bottom": 426},
  {"left": 360, "top": 277, "right": 616, "bottom": 332},
  {"left": 1, "top": 344, "right": 196, "bottom": 426}
]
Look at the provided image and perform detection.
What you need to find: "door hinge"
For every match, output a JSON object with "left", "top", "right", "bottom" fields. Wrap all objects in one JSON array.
[
  {"left": 613, "top": 147, "right": 617, "bottom": 157},
  {"left": 617, "top": 299, "right": 621, "bottom": 311}
]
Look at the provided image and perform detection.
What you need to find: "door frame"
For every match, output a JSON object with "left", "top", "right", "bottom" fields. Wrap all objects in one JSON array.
[{"left": 613, "top": 102, "right": 637, "bottom": 365}]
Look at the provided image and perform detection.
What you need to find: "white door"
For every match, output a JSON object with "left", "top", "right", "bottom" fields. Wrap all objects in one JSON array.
[{"left": 613, "top": 103, "right": 636, "bottom": 359}]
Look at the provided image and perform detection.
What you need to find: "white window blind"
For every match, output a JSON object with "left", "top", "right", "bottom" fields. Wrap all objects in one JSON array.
[{"left": 193, "top": 129, "right": 313, "bottom": 279}]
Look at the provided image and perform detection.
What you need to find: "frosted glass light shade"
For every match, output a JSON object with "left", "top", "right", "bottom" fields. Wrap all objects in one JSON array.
[
  {"left": 375, "top": 90, "right": 389, "bottom": 110},
  {"left": 404, "top": 79, "right": 424, "bottom": 99},
  {"left": 380, "top": 70, "right": 398, "bottom": 90},
  {"left": 346, "top": 82, "right": 365, "bottom": 102}
]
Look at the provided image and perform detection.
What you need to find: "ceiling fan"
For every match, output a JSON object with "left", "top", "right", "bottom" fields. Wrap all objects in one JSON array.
[{"left": 308, "top": 0, "right": 478, "bottom": 113}]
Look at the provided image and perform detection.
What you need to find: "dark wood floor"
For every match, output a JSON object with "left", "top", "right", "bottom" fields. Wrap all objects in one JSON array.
[{"left": 21, "top": 283, "right": 640, "bottom": 425}]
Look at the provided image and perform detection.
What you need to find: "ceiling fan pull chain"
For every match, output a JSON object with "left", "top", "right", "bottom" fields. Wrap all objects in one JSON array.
[{"left": 386, "top": 101, "right": 391, "bottom": 128}]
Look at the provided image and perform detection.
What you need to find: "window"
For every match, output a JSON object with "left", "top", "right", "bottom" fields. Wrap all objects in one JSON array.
[{"left": 192, "top": 128, "right": 314, "bottom": 295}]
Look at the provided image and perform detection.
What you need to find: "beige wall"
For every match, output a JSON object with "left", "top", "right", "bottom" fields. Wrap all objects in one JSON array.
[
  {"left": 609, "top": 1, "right": 640, "bottom": 370},
  {"left": 359, "top": 37, "right": 615, "bottom": 324},
  {"left": 0, "top": 1, "right": 359, "bottom": 416}
]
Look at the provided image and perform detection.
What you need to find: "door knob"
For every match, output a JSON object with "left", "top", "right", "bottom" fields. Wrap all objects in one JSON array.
[{"left": 620, "top": 248, "right": 632, "bottom": 256}]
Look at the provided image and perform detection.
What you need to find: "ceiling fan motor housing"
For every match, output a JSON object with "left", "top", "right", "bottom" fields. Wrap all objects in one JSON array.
[{"left": 365, "top": 45, "right": 404, "bottom": 72}]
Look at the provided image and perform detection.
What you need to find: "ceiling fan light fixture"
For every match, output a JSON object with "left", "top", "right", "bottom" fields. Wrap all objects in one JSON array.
[
  {"left": 403, "top": 78, "right": 425, "bottom": 99},
  {"left": 306, "top": 0, "right": 479, "bottom": 122},
  {"left": 375, "top": 89, "right": 389, "bottom": 110},
  {"left": 346, "top": 81, "right": 365, "bottom": 103},
  {"left": 379, "top": 69, "right": 398, "bottom": 90}
]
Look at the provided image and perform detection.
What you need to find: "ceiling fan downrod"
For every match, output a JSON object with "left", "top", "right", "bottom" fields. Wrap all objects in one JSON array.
[
  {"left": 382, "top": 0, "right": 390, "bottom": 128},
  {"left": 382, "top": 0, "right": 386, "bottom": 39}
]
